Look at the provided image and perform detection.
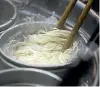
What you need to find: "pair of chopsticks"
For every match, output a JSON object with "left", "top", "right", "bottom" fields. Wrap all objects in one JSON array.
[{"left": 57, "top": 0, "right": 94, "bottom": 52}]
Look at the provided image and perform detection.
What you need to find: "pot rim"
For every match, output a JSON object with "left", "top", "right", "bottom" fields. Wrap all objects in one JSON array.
[
  {"left": 77, "top": 1, "right": 99, "bottom": 22},
  {"left": 92, "top": 50, "right": 99, "bottom": 86},
  {"left": 0, "top": 22, "right": 81, "bottom": 69},
  {"left": 0, "top": 68, "right": 62, "bottom": 82},
  {"left": 0, "top": 0, "right": 17, "bottom": 29}
]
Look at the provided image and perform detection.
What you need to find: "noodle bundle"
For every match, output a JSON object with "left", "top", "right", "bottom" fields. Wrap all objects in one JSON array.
[{"left": 12, "top": 28, "right": 79, "bottom": 65}]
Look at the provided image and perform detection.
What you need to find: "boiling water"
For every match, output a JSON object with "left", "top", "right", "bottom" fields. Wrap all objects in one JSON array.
[{"left": 3, "top": 12, "right": 85, "bottom": 66}]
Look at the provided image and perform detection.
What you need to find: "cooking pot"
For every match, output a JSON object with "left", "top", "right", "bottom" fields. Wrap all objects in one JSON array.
[
  {"left": 0, "top": 0, "right": 17, "bottom": 32},
  {"left": 0, "top": 0, "right": 99, "bottom": 85},
  {"left": 0, "top": 22, "right": 82, "bottom": 77},
  {"left": 0, "top": 68, "right": 61, "bottom": 86},
  {"left": 0, "top": 46, "right": 98, "bottom": 86}
]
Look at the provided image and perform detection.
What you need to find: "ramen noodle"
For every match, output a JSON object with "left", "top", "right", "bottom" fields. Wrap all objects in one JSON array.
[{"left": 13, "top": 28, "right": 79, "bottom": 65}]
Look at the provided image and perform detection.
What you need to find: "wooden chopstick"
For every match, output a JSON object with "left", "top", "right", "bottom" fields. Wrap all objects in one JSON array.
[
  {"left": 57, "top": 0, "right": 77, "bottom": 29},
  {"left": 62, "top": 0, "right": 94, "bottom": 51}
]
